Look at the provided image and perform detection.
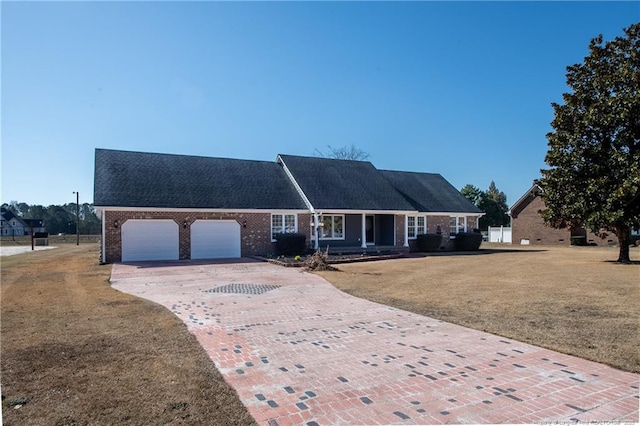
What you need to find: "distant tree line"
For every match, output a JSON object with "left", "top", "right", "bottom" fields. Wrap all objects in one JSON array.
[
  {"left": 2, "top": 201, "right": 101, "bottom": 235},
  {"left": 460, "top": 181, "right": 510, "bottom": 231}
]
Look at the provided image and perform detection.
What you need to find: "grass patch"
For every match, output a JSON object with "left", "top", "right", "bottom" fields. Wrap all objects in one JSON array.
[
  {"left": 316, "top": 244, "right": 639, "bottom": 373},
  {"left": 0, "top": 244, "right": 255, "bottom": 425}
]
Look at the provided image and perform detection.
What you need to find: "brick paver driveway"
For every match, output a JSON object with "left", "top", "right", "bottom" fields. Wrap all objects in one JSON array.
[{"left": 110, "top": 259, "right": 639, "bottom": 425}]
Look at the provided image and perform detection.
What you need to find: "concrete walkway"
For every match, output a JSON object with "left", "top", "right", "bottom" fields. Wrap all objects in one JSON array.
[{"left": 110, "top": 259, "right": 639, "bottom": 425}]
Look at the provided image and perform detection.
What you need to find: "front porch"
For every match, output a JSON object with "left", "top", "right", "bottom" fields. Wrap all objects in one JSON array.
[{"left": 310, "top": 213, "right": 406, "bottom": 252}]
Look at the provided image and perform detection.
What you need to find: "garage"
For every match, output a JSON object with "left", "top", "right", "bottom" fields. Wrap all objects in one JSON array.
[
  {"left": 121, "top": 219, "right": 179, "bottom": 262},
  {"left": 191, "top": 220, "right": 241, "bottom": 259}
]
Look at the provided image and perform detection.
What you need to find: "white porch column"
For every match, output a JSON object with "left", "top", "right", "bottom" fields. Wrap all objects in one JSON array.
[
  {"left": 361, "top": 213, "right": 367, "bottom": 248},
  {"left": 403, "top": 214, "right": 409, "bottom": 247}
]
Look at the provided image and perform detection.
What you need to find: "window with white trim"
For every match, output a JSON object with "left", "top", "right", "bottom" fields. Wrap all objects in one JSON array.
[
  {"left": 408, "top": 215, "right": 427, "bottom": 239},
  {"left": 449, "top": 216, "right": 467, "bottom": 236},
  {"left": 315, "top": 215, "right": 344, "bottom": 240},
  {"left": 271, "top": 214, "right": 297, "bottom": 240}
]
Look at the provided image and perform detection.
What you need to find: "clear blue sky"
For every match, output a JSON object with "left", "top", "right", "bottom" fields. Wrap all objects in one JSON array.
[{"left": 2, "top": 1, "right": 637, "bottom": 208}]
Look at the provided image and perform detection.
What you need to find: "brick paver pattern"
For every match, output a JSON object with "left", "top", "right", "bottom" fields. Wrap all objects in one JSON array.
[{"left": 110, "top": 260, "right": 639, "bottom": 425}]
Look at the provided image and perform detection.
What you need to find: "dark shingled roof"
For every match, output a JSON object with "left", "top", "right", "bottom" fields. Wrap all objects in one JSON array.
[
  {"left": 380, "top": 170, "right": 483, "bottom": 214},
  {"left": 94, "top": 149, "right": 307, "bottom": 209},
  {"left": 1, "top": 207, "right": 17, "bottom": 221},
  {"left": 278, "top": 155, "right": 416, "bottom": 211}
]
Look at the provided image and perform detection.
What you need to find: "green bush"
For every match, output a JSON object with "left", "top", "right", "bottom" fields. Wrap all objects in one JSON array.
[
  {"left": 274, "top": 233, "right": 306, "bottom": 256},
  {"left": 416, "top": 233, "right": 442, "bottom": 252},
  {"left": 453, "top": 232, "right": 482, "bottom": 251}
]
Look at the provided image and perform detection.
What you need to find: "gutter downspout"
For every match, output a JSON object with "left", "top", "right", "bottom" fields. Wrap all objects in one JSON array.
[
  {"left": 277, "top": 155, "right": 319, "bottom": 250},
  {"left": 100, "top": 208, "right": 106, "bottom": 263},
  {"left": 313, "top": 212, "right": 319, "bottom": 250}
]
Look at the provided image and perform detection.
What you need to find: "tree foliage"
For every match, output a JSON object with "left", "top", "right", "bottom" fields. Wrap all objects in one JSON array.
[
  {"left": 461, "top": 182, "right": 509, "bottom": 231},
  {"left": 313, "top": 144, "right": 371, "bottom": 161},
  {"left": 2, "top": 202, "right": 101, "bottom": 235},
  {"left": 460, "top": 184, "right": 483, "bottom": 206},
  {"left": 538, "top": 23, "right": 640, "bottom": 263}
]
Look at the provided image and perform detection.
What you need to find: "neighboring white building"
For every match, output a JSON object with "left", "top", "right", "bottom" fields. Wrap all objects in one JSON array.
[{"left": 0, "top": 208, "right": 45, "bottom": 236}]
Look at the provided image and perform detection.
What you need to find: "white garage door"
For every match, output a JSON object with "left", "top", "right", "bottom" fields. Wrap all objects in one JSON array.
[
  {"left": 121, "top": 219, "right": 179, "bottom": 262},
  {"left": 191, "top": 220, "right": 241, "bottom": 259}
]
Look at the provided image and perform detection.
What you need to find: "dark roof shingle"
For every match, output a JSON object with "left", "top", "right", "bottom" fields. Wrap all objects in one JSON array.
[
  {"left": 380, "top": 170, "right": 483, "bottom": 214},
  {"left": 278, "top": 155, "right": 416, "bottom": 211},
  {"left": 94, "top": 149, "right": 307, "bottom": 209}
]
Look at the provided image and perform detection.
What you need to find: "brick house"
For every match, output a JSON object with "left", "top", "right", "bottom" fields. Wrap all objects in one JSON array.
[
  {"left": 94, "top": 149, "right": 483, "bottom": 263},
  {"left": 509, "top": 184, "right": 620, "bottom": 246}
]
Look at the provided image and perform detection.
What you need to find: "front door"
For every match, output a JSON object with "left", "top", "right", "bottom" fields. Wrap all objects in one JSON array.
[{"left": 365, "top": 215, "right": 375, "bottom": 244}]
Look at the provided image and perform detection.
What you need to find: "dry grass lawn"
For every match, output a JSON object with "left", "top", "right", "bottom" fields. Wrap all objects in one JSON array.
[
  {"left": 1, "top": 244, "right": 255, "bottom": 426},
  {"left": 316, "top": 244, "right": 639, "bottom": 373}
]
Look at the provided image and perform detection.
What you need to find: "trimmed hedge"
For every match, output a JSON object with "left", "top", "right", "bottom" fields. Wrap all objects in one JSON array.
[
  {"left": 453, "top": 232, "right": 482, "bottom": 251},
  {"left": 274, "top": 233, "right": 306, "bottom": 256},
  {"left": 416, "top": 233, "right": 442, "bottom": 252}
]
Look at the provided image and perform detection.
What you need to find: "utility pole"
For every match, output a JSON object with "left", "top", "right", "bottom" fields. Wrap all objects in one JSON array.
[{"left": 73, "top": 191, "right": 79, "bottom": 245}]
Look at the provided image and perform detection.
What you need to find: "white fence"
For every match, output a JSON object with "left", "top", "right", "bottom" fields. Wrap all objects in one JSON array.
[{"left": 488, "top": 226, "right": 512, "bottom": 243}]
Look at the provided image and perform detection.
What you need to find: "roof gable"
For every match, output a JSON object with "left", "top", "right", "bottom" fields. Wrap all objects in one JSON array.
[
  {"left": 278, "top": 155, "right": 416, "bottom": 211},
  {"left": 94, "top": 149, "right": 307, "bottom": 210},
  {"left": 380, "top": 170, "right": 483, "bottom": 214},
  {"left": 508, "top": 184, "right": 543, "bottom": 218},
  {"left": 1, "top": 208, "right": 17, "bottom": 222}
]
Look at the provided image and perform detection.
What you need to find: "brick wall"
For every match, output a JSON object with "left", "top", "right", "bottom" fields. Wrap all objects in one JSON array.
[
  {"left": 511, "top": 196, "right": 569, "bottom": 245},
  {"left": 511, "top": 196, "right": 618, "bottom": 246},
  {"left": 102, "top": 211, "right": 488, "bottom": 262},
  {"left": 298, "top": 213, "right": 313, "bottom": 250},
  {"left": 103, "top": 210, "right": 277, "bottom": 263},
  {"left": 395, "top": 214, "right": 406, "bottom": 247}
]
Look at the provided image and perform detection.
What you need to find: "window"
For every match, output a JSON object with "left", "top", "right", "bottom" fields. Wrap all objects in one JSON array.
[
  {"left": 449, "top": 216, "right": 467, "bottom": 236},
  {"left": 316, "top": 215, "right": 344, "bottom": 240},
  {"left": 418, "top": 216, "right": 426, "bottom": 236},
  {"left": 408, "top": 216, "right": 416, "bottom": 238},
  {"left": 407, "top": 215, "right": 427, "bottom": 239},
  {"left": 271, "top": 214, "right": 297, "bottom": 240}
]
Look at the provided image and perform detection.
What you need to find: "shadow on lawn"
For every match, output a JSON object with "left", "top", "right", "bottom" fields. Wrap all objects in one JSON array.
[
  {"left": 122, "top": 257, "right": 263, "bottom": 268},
  {"left": 603, "top": 260, "right": 640, "bottom": 265},
  {"left": 407, "top": 248, "right": 548, "bottom": 258}
]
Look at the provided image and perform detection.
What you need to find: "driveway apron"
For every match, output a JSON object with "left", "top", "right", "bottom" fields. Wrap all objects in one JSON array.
[{"left": 110, "top": 259, "right": 639, "bottom": 425}]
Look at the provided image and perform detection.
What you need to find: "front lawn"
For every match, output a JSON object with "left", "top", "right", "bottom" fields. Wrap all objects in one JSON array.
[
  {"left": 1, "top": 245, "right": 255, "bottom": 425},
  {"left": 316, "top": 244, "right": 639, "bottom": 373}
]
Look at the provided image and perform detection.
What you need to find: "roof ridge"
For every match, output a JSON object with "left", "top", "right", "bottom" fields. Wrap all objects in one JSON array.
[
  {"left": 380, "top": 169, "right": 441, "bottom": 177},
  {"left": 95, "top": 148, "right": 275, "bottom": 165},
  {"left": 277, "top": 153, "right": 375, "bottom": 165}
]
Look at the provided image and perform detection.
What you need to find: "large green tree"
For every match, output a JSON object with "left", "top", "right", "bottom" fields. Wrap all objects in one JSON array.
[
  {"left": 461, "top": 182, "right": 509, "bottom": 231},
  {"left": 538, "top": 23, "right": 640, "bottom": 263}
]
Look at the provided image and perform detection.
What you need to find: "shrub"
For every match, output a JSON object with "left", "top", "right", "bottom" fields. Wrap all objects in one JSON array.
[
  {"left": 570, "top": 236, "right": 587, "bottom": 246},
  {"left": 416, "top": 234, "right": 442, "bottom": 252},
  {"left": 274, "top": 233, "right": 306, "bottom": 256},
  {"left": 453, "top": 232, "right": 482, "bottom": 251}
]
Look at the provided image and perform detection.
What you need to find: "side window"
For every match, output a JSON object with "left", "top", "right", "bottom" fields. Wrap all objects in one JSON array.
[
  {"left": 318, "top": 215, "right": 345, "bottom": 240},
  {"left": 271, "top": 214, "right": 297, "bottom": 241},
  {"left": 408, "top": 216, "right": 416, "bottom": 239}
]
